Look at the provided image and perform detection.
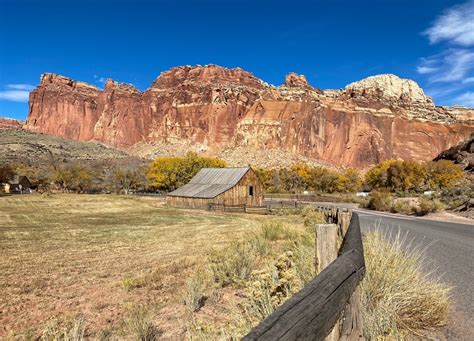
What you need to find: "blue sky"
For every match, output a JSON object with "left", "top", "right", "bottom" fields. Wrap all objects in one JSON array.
[{"left": 1, "top": 0, "right": 473, "bottom": 120}]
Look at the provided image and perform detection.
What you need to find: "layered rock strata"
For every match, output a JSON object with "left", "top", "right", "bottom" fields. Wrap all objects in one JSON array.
[{"left": 25, "top": 65, "right": 474, "bottom": 168}]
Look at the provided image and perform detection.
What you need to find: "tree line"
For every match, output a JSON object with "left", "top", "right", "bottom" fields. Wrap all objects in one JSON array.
[{"left": 0, "top": 152, "right": 466, "bottom": 195}]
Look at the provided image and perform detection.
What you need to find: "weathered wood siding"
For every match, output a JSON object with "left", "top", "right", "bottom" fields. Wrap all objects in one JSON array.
[
  {"left": 213, "top": 170, "right": 263, "bottom": 206},
  {"left": 166, "top": 168, "right": 263, "bottom": 208}
]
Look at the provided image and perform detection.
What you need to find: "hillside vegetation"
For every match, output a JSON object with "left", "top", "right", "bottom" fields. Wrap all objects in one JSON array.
[{"left": 0, "top": 128, "right": 129, "bottom": 164}]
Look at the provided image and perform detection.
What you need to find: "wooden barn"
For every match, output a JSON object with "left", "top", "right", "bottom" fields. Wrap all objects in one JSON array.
[
  {"left": 2, "top": 175, "right": 32, "bottom": 194},
  {"left": 166, "top": 167, "right": 263, "bottom": 208}
]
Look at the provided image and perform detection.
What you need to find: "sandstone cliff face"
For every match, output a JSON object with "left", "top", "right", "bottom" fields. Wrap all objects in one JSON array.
[
  {"left": 25, "top": 65, "right": 474, "bottom": 168},
  {"left": 0, "top": 118, "right": 23, "bottom": 129}
]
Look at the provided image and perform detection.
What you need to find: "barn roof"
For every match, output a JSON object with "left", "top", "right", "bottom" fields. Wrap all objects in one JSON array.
[{"left": 167, "top": 167, "right": 250, "bottom": 199}]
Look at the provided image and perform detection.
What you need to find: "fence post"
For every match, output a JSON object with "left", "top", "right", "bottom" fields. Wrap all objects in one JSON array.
[
  {"left": 315, "top": 223, "right": 340, "bottom": 341},
  {"left": 340, "top": 286, "right": 365, "bottom": 340}
]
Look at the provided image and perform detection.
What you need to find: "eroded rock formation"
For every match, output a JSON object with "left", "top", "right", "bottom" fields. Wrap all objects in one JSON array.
[
  {"left": 434, "top": 137, "right": 474, "bottom": 171},
  {"left": 25, "top": 64, "right": 474, "bottom": 168},
  {"left": 0, "top": 118, "right": 23, "bottom": 129}
]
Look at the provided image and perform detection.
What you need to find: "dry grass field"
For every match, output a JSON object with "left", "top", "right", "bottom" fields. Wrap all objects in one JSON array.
[
  {"left": 0, "top": 194, "right": 317, "bottom": 340},
  {"left": 0, "top": 194, "right": 451, "bottom": 340}
]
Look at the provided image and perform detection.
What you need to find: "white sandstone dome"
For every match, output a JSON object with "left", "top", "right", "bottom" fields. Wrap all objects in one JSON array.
[{"left": 345, "top": 74, "right": 433, "bottom": 105}]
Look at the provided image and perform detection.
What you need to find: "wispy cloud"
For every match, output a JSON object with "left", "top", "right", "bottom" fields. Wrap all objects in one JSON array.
[
  {"left": 417, "top": 49, "right": 474, "bottom": 82},
  {"left": 423, "top": 0, "right": 474, "bottom": 46},
  {"left": 417, "top": 1, "right": 474, "bottom": 107},
  {"left": 93, "top": 74, "right": 106, "bottom": 86},
  {"left": 453, "top": 91, "right": 474, "bottom": 106},
  {"left": 0, "top": 84, "right": 35, "bottom": 102},
  {"left": 6, "top": 84, "right": 35, "bottom": 91}
]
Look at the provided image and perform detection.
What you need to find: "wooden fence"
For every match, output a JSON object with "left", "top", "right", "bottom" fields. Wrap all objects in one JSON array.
[
  {"left": 243, "top": 207, "right": 365, "bottom": 340},
  {"left": 207, "top": 203, "right": 269, "bottom": 214},
  {"left": 207, "top": 201, "right": 311, "bottom": 214},
  {"left": 264, "top": 193, "right": 342, "bottom": 203}
]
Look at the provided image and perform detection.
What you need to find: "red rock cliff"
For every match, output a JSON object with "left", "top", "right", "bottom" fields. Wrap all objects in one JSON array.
[{"left": 25, "top": 65, "right": 474, "bottom": 168}]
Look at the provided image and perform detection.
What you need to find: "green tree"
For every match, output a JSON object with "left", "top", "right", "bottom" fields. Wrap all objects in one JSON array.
[{"left": 51, "top": 164, "right": 94, "bottom": 192}]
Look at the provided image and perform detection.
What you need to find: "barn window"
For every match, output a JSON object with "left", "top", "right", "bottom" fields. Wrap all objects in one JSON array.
[{"left": 249, "top": 185, "right": 254, "bottom": 196}]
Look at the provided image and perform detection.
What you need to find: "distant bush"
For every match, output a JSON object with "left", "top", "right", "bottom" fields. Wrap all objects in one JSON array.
[
  {"left": 260, "top": 221, "right": 295, "bottom": 241},
  {"left": 362, "top": 232, "right": 450, "bottom": 338},
  {"left": 299, "top": 206, "right": 326, "bottom": 228},
  {"left": 391, "top": 200, "right": 417, "bottom": 215},
  {"left": 439, "top": 177, "right": 474, "bottom": 209},
  {"left": 416, "top": 197, "right": 443, "bottom": 216},
  {"left": 364, "top": 191, "right": 394, "bottom": 212}
]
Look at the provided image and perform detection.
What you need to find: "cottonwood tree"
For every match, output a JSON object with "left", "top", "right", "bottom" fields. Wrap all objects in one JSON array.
[{"left": 147, "top": 152, "right": 226, "bottom": 191}]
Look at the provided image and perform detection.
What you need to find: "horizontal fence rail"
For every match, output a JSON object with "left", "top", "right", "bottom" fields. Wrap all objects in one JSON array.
[{"left": 243, "top": 213, "right": 365, "bottom": 341}]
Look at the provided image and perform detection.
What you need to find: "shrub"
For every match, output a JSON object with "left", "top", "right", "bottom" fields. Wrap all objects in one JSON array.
[
  {"left": 208, "top": 241, "right": 257, "bottom": 287},
  {"left": 364, "top": 191, "right": 394, "bottom": 212},
  {"left": 417, "top": 197, "right": 443, "bottom": 216},
  {"left": 299, "top": 206, "right": 326, "bottom": 228},
  {"left": 124, "top": 306, "right": 158, "bottom": 341},
  {"left": 260, "top": 221, "right": 295, "bottom": 241},
  {"left": 439, "top": 177, "right": 474, "bottom": 209},
  {"left": 391, "top": 200, "right": 417, "bottom": 215},
  {"left": 244, "top": 272, "right": 275, "bottom": 323},
  {"left": 42, "top": 314, "right": 86, "bottom": 341},
  {"left": 121, "top": 274, "right": 141, "bottom": 291},
  {"left": 249, "top": 235, "right": 272, "bottom": 257},
  {"left": 362, "top": 232, "right": 450, "bottom": 339},
  {"left": 183, "top": 271, "right": 209, "bottom": 313}
]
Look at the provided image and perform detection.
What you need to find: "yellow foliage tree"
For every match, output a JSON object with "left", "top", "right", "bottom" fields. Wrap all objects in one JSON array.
[
  {"left": 365, "top": 159, "right": 464, "bottom": 193},
  {"left": 336, "top": 168, "right": 362, "bottom": 193},
  {"left": 364, "top": 160, "right": 398, "bottom": 190},
  {"left": 147, "top": 152, "right": 226, "bottom": 191},
  {"left": 425, "top": 160, "right": 464, "bottom": 190}
]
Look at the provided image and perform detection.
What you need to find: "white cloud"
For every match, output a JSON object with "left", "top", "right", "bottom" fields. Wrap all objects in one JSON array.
[
  {"left": 417, "top": 49, "right": 474, "bottom": 82},
  {"left": 453, "top": 91, "right": 474, "bottom": 106},
  {"left": 7, "top": 84, "right": 35, "bottom": 91},
  {"left": 462, "top": 77, "right": 474, "bottom": 84},
  {"left": 424, "top": 0, "right": 474, "bottom": 47},
  {"left": 417, "top": 1, "right": 474, "bottom": 107},
  {"left": 0, "top": 90, "right": 30, "bottom": 102},
  {"left": 0, "top": 84, "right": 35, "bottom": 102},
  {"left": 93, "top": 75, "right": 106, "bottom": 85},
  {"left": 416, "top": 65, "right": 437, "bottom": 74}
]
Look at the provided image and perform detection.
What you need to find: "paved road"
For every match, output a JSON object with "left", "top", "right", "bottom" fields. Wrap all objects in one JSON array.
[{"left": 351, "top": 208, "right": 473, "bottom": 338}]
